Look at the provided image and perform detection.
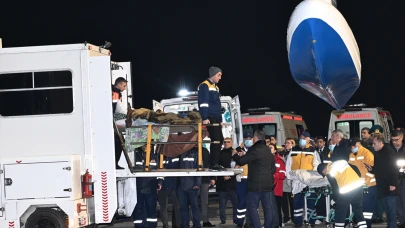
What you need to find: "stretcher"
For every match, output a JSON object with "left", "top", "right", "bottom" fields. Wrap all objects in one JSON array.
[{"left": 291, "top": 170, "right": 369, "bottom": 227}]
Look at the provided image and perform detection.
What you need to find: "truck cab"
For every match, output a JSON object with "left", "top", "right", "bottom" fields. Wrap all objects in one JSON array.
[
  {"left": 154, "top": 91, "right": 243, "bottom": 149},
  {"left": 327, "top": 104, "right": 395, "bottom": 142},
  {"left": 241, "top": 108, "right": 308, "bottom": 145}
]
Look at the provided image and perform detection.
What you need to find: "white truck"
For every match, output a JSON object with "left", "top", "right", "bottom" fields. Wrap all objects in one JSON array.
[{"left": 0, "top": 41, "right": 240, "bottom": 228}]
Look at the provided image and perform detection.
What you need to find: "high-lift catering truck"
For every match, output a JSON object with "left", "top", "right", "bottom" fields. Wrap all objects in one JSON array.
[{"left": 0, "top": 39, "right": 242, "bottom": 228}]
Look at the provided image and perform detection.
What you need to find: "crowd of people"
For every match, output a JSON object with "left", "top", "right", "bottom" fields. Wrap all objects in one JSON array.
[{"left": 112, "top": 67, "right": 405, "bottom": 228}]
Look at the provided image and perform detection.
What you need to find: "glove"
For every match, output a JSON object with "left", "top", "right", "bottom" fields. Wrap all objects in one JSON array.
[{"left": 236, "top": 174, "right": 242, "bottom": 182}]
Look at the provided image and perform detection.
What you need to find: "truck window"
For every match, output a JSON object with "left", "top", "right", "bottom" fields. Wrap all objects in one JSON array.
[
  {"left": 243, "top": 123, "right": 277, "bottom": 138},
  {"left": 335, "top": 120, "right": 374, "bottom": 138},
  {"left": 0, "top": 71, "right": 74, "bottom": 117}
]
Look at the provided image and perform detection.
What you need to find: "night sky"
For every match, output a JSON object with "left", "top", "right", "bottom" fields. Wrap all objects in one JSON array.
[{"left": 1, "top": 1, "right": 403, "bottom": 136}]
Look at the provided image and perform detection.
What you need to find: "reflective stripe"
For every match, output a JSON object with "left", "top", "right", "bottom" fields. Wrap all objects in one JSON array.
[
  {"left": 200, "top": 103, "right": 209, "bottom": 107},
  {"left": 370, "top": 178, "right": 376, "bottom": 182},
  {"left": 208, "top": 88, "right": 217, "bottom": 91},
  {"left": 294, "top": 209, "right": 303, "bottom": 212},
  {"left": 172, "top": 158, "right": 179, "bottom": 162},
  {"left": 350, "top": 158, "right": 355, "bottom": 161},
  {"left": 136, "top": 162, "right": 143, "bottom": 165},
  {"left": 294, "top": 213, "right": 303, "bottom": 216},
  {"left": 340, "top": 179, "right": 365, "bottom": 194},
  {"left": 237, "top": 209, "right": 246, "bottom": 213},
  {"left": 323, "top": 160, "right": 332, "bottom": 163},
  {"left": 157, "top": 177, "right": 164, "bottom": 180},
  {"left": 134, "top": 220, "right": 143, "bottom": 224},
  {"left": 279, "top": 170, "right": 286, "bottom": 173},
  {"left": 146, "top": 218, "right": 158, "bottom": 222},
  {"left": 335, "top": 223, "right": 345, "bottom": 226},
  {"left": 357, "top": 156, "right": 364, "bottom": 160},
  {"left": 150, "top": 162, "right": 157, "bottom": 166},
  {"left": 366, "top": 173, "right": 374, "bottom": 177},
  {"left": 183, "top": 158, "right": 195, "bottom": 161},
  {"left": 237, "top": 215, "right": 245, "bottom": 218},
  {"left": 275, "top": 163, "right": 280, "bottom": 167},
  {"left": 290, "top": 151, "right": 315, "bottom": 155},
  {"left": 241, "top": 176, "right": 248, "bottom": 179}
]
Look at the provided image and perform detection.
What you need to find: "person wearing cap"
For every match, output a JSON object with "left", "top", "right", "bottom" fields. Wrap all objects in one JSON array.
[
  {"left": 198, "top": 66, "right": 225, "bottom": 171},
  {"left": 348, "top": 137, "right": 376, "bottom": 228},
  {"left": 317, "top": 161, "right": 367, "bottom": 228},
  {"left": 234, "top": 132, "right": 253, "bottom": 228},
  {"left": 285, "top": 131, "right": 321, "bottom": 227},
  {"left": 112, "top": 77, "right": 128, "bottom": 169},
  {"left": 367, "top": 125, "right": 386, "bottom": 223},
  {"left": 370, "top": 133, "right": 399, "bottom": 228}
]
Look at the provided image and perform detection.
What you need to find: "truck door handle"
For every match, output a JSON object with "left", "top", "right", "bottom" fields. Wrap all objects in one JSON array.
[{"left": 4, "top": 178, "right": 12, "bottom": 186}]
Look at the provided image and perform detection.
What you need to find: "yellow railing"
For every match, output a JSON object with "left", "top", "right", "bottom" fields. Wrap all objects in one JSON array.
[{"left": 129, "top": 123, "right": 221, "bottom": 172}]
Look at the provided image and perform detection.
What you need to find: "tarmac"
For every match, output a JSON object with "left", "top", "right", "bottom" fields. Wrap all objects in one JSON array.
[{"left": 97, "top": 195, "right": 388, "bottom": 228}]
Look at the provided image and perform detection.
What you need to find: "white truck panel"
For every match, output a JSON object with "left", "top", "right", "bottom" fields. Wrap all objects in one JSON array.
[
  {"left": 88, "top": 56, "right": 117, "bottom": 224},
  {"left": 0, "top": 50, "right": 85, "bottom": 160}
]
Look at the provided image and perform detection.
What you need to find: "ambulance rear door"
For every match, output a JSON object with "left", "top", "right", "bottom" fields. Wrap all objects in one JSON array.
[
  {"left": 231, "top": 96, "right": 243, "bottom": 148},
  {"left": 280, "top": 113, "right": 307, "bottom": 143},
  {"left": 378, "top": 109, "right": 395, "bottom": 141},
  {"left": 328, "top": 108, "right": 377, "bottom": 139}
]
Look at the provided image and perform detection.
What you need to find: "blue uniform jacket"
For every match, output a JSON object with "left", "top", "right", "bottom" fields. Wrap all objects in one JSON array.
[
  {"left": 161, "top": 156, "right": 180, "bottom": 191},
  {"left": 197, "top": 79, "right": 222, "bottom": 121},
  {"left": 180, "top": 148, "right": 202, "bottom": 191},
  {"left": 135, "top": 148, "right": 164, "bottom": 194}
]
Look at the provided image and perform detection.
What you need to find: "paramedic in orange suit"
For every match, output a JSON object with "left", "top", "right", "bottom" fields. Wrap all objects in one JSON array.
[{"left": 112, "top": 77, "right": 127, "bottom": 169}]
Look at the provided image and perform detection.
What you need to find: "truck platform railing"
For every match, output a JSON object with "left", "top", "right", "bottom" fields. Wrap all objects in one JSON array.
[{"left": 121, "top": 123, "right": 228, "bottom": 173}]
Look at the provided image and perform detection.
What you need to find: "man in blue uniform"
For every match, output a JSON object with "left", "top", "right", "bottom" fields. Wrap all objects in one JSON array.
[
  {"left": 133, "top": 145, "right": 163, "bottom": 228},
  {"left": 198, "top": 66, "right": 225, "bottom": 171}
]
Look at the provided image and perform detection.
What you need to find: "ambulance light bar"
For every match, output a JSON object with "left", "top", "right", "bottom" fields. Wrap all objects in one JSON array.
[
  {"left": 247, "top": 107, "right": 271, "bottom": 115},
  {"left": 178, "top": 89, "right": 198, "bottom": 97}
]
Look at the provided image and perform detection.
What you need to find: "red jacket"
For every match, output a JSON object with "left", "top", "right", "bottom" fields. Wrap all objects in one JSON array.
[{"left": 273, "top": 153, "right": 286, "bottom": 197}]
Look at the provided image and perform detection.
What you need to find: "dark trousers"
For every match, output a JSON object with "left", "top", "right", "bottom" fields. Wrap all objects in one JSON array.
[
  {"left": 236, "top": 180, "right": 250, "bottom": 226},
  {"left": 293, "top": 193, "right": 316, "bottom": 225},
  {"left": 281, "top": 192, "right": 294, "bottom": 223},
  {"left": 158, "top": 190, "right": 181, "bottom": 227},
  {"left": 247, "top": 191, "right": 273, "bottom": 228},
  {"left": 372, "top": 198, "right": 384, "bottom": 219},
  {"left": 218, "top": 191, "right": 238, "bottom": 223},
  {"left": 206, "top": 116, "right": 224, "bottom": 167},
  {"left": 334, "top": 187, "right": 366, "bottom": 228},
  {"left": 133, "top": 192, "right": 158, "bottom": 228},
  {"left": 396, "top": 179, "right": 405, "bottom": 223},
  {"left": 178, "top": 189, "right": 201, "bottom": 228},
  {"left": 363, "top": 186, "right": 377, "bottom": 228},
  {"left": 382, "top": 196, "right": 397, "bottom": 228},
  {"left": 114, "top": 133, "right": 123, "bottom": 166},
  {"left": 275, "top": 196, "right": 283, "bottom": 227},
  {"left": 316, "top": 194, "right": 327, "bottom": 218}
]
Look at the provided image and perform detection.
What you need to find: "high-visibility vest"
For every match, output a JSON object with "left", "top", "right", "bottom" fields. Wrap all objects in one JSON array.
[{"left": 327, "top": 160, "right": 364, "bottom": 194}]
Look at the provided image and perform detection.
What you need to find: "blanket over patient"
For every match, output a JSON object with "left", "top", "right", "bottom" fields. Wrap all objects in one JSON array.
[{"left": 289, "top": 169, "right": 330, "bottom": 194}]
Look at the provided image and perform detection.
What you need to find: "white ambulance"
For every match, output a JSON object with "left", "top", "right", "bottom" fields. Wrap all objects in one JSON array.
[
  {"left": 154, "top": 91, "right": 244, "bottom": 149},
  {"left": 327, "top": 104, "right": 395, "bottom": 142},
  {"left": 241, "top": 108, "right": 308, "bottom": 145}
]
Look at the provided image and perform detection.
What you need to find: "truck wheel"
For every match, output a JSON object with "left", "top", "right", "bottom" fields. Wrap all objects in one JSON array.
[{"left": 25, "top": 208, "right": 68, "bottom": 228}]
